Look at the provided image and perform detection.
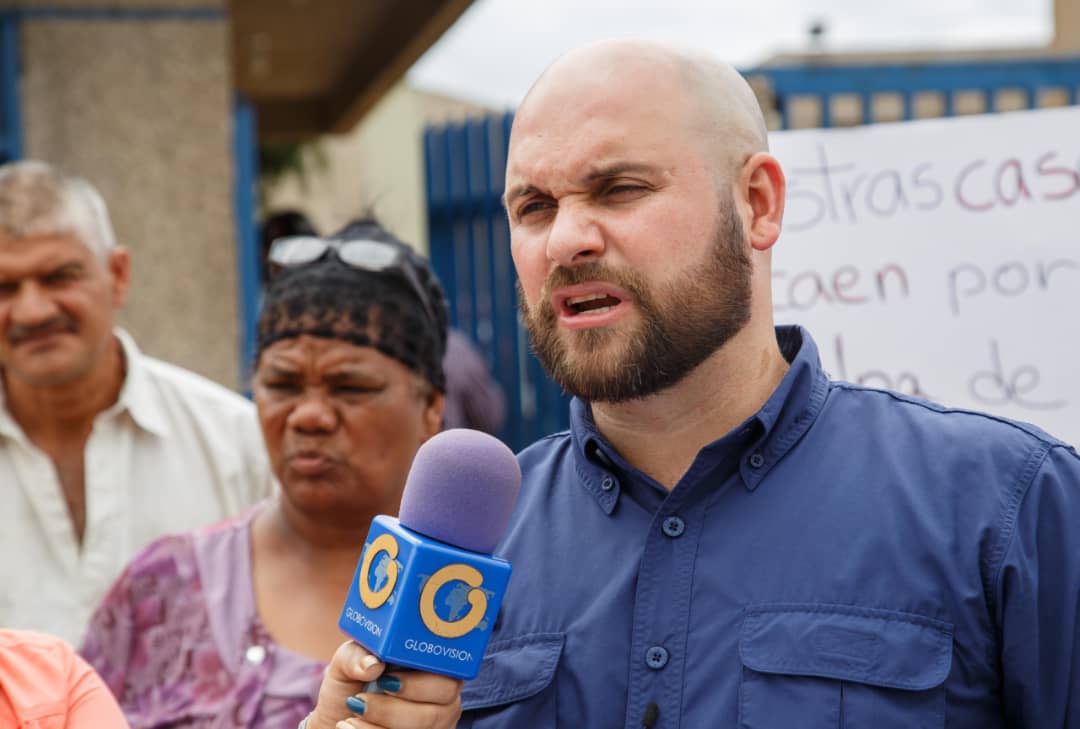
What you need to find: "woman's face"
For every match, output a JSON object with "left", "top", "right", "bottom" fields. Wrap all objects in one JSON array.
[{"left": 253, "top": 334, "right": 444, "bottom": 521}]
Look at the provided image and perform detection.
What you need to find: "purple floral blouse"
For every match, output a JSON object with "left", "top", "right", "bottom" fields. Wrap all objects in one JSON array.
[{"left": 80, "top": 504, "right": 326, "bottom": 728}]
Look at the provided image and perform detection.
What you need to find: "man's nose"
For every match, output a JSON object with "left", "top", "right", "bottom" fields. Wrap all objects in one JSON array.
[
  {"left": 9, "top": 282, "right": 60, "bottom": 325},
  {"left": 287, "top": 391, "right": 339, "bottom": 433},
  {"left": 545, "top": 204, "right": 605, "bottom": 268}
]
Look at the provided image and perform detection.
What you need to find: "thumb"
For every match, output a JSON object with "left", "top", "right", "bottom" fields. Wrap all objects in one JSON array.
[{"left": 329, "top": 640, "right": 385, "bottom": 683}]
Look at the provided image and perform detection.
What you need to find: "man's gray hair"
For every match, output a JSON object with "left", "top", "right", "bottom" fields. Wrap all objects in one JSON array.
[{"left": 0, "top": 160, "right": 117, "bottom": 259}]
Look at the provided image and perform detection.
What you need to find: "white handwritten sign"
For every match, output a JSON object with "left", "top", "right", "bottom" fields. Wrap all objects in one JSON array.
[{"left": 770, "top": 106, "right": 1080, "bottom": 446}]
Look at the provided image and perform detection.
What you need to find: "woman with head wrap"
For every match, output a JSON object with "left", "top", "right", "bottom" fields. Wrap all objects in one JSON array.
[{"left": 80, "top": 220, "right": 460, "bottom": 728}]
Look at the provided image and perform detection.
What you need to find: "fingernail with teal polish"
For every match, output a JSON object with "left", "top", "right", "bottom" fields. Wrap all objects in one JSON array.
[
  {"left": 345, "top": 696, "right": 366, "bottom": 715},
  {"left": 376, "top": 674, "right": 401, "bottom": 692}
]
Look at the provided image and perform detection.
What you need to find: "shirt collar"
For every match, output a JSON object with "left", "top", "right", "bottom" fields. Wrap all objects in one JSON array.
[
  {"left": 0, "top": 385, "right": 20, "bottom": 442},
  {"left": 570, "top": 325, "right": 830, "bottom": 512},
  {"left": 0, "top": 329, "right": 171, "bottom": 440},
  {"left": 110, "top": 328, "right": 171, "bottom": 437}
]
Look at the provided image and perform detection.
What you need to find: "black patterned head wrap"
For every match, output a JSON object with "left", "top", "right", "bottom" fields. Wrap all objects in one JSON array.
[{"left": 255, "top": 219, "right": 449, "bottom": 392}]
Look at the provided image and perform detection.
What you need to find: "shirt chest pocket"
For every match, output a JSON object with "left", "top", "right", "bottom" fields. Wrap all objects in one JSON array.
[
  {"left": 458, "top": 632, "right": 564, "bottom": 729},
  {"left": 739, "top": 605, "right": 953, "bottom": 729}
]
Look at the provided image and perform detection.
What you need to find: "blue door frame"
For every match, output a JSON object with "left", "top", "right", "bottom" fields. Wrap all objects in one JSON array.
[
  {"left": 0, "top": 11, "right": 22, "bottom": 163},
  {"left": 425, "top": 56, "right": 1080, "bottom": 452}
]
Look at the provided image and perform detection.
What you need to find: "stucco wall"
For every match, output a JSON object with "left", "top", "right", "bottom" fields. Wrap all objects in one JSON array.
[
  {"left": 19, "top": 4, "right": 243, "bottom": 389},
  {"left": 1054, "top": 0, "right": 1080, "bottom": 50}
]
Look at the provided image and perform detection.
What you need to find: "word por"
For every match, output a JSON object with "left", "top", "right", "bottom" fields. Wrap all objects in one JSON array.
[{"left": 947, "top": 258, "right": 1078, "bottom": 315}]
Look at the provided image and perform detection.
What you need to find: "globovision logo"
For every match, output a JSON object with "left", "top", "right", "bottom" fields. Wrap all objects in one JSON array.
[
  {"left": 403, "top": 639, "right": 474, "bottom": 662},
  {"left": 420, "top": 564, "right": 487, "bottom": 638},
  {"left": 358, "top": 533, "right": 400, "bottom": 609}
]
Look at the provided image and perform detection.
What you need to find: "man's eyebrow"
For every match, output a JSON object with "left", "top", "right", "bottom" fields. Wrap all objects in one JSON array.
[
  {"left": 48, "top": 262, "right": 86, "bottom": 275},
  {"left": 582, "top": 161, "right": 663, "bottom": 182},
  {"left": 502, "top": 162, "right": 662, "bottom": 209},
  {"left": 502, "top": 183, "right": 540, "bottom": 209},
  {"left": 259, "top": 364, "right": 298, "bottom": 378}
]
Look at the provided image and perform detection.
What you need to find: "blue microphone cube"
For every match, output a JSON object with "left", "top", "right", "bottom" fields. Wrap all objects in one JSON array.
[{"left": 339, "top": 515, "right": 512, "bottom": 680}]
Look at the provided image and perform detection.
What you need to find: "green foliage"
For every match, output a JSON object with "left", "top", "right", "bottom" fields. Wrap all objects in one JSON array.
[{"left": 257, "top": 140, "right": 328, "bottom": 201}]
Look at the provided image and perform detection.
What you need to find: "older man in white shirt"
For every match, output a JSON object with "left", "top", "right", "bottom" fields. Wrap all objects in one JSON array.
[{"left": 0, "top": 160, "right": 272, "bottom": 645}]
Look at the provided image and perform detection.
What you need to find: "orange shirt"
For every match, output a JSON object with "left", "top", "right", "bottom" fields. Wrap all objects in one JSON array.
[{"left": 0, "top": 630, "right": 128, "bottom": 729}]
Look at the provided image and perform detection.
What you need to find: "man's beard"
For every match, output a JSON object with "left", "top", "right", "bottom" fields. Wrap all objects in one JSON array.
[{"left": 519, "top": 198, "right": 754, "bottom": 403}]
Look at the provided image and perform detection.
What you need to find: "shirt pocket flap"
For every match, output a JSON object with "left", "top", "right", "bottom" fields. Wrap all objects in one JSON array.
[
  {"left": 740, "top": 605, "right": 954, "bottom": 691},
  {"left": 461, "top": 632, "right": 564, "bottom": 711}
]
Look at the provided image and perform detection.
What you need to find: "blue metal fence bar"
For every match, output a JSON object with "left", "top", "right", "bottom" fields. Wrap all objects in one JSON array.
[
  {"left": 496, "top": 111, "right": 529, "bottom": 448},
  {"left": 778, "top": 100, "right": 792, "bottom": 131},
  {"left": 0, "top": 11, "right": 22, "bottom": 162},
  {"left": 448, "top": 124, "right": 475, "bottom": 332},
  {"left": 942, "top": 90, "right": 955, "bottom": 117},
  {"left": 860, "top": 92, "right": 873, "bottom": 125},
  {"left": 902, "top": 92, "right": 914, "bottom": 121},
  {"left": 478, "top": 114, "right": 499, "bottom": 371},
  {"left": 463, "top": 121, "right": 486, "bottom": 347},
  {"left": 820, "top": 95, "right": 832, "bottom": 128},
  {"left": 232, "top": 96, "right": 260, "bottom": 385},
  {"left": 426, "top": 126, "right": 459, "bottom": 324},
  {"left": 475, "top": 116, "right": 499, "bottom": 370},
  {"left": 496, "top": 114, "right": 526, "bottom": 445}
]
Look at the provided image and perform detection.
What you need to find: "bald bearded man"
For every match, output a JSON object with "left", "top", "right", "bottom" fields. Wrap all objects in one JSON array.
[
  {"left": 302, "top": 39, "right": 1080, "bottom": 729},
  {"left": 465, "top": 41, "right": 1079, "bottom": 729}
]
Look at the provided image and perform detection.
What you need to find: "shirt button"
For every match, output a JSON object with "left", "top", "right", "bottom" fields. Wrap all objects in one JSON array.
[
  {"left": 749, "top": 453, "right": 765, "bottom": 468},
  {"left": 645, "top": 645, "right": 669, "bottom": 670},
  {"left": 600, "top": 475, "right": 616, "bottom": 491},
  {"left": 245, "top": 645, "right": 267, "bottom": 665},
  {"left": 661, "top": 516, "right": 685, "bottom": 538}
]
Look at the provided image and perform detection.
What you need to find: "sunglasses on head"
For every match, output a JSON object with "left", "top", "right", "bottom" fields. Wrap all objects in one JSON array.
[{"left": 267, "top": 236, "right": 439, "bottom": 330}]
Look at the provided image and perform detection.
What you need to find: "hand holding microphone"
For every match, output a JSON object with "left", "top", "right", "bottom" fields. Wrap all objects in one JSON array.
[
  {"left": 306, "top": 429, "right": 521, "bottom": 729},
  {"left": 306, "top": 640, "right": 461, "bottom": 729}
]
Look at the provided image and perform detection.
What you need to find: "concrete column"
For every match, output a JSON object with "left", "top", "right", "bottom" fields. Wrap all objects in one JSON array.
[
  {"left": 19, "top": 1, "right": 243, "bottom": 389},
  {"left": 1053, "top": 0, "right": 1080, "bottom": 51}
]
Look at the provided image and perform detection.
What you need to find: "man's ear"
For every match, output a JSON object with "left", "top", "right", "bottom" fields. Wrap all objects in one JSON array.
[
  {"left": 740, "top": 153, "right": 785, "bottom": 252},
  {"left": 107, "top": 246, "right": 132, "bottom": 307}
]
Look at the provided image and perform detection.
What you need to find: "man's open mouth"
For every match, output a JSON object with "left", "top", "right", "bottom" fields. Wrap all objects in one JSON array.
[{"left": 565, "top": 292, "right": 622, "bottom": 315}]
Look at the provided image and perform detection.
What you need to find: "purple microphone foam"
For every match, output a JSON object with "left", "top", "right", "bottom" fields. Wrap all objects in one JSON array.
[{"left": 397, "top": 428, "right": 522, "bottom": 555}]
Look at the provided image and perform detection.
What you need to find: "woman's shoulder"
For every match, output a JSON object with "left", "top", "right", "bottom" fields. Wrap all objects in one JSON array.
[
  {"left": 101, "top": 531, "right": 198, "bottom": 600},
  {"left": 0, "top": 629, "right": 77, "bottom": 674},
  {"left": 116, "top": 505, "right": 263, "bottom": 589},
  {"left": 0, "top": 630, "right": 129, "bottom": 728}
]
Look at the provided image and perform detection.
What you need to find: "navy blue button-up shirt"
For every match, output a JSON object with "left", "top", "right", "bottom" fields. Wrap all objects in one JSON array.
[{"left": 459, "top": 326, "right": 1080, "bottom": 729}]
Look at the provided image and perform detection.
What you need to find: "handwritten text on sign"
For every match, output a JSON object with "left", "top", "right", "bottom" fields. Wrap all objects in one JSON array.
[{"left": 769, "top": 107, "right": 1080, "bottom": 445}]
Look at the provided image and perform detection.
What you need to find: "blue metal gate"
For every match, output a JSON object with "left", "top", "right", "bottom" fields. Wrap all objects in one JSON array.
[{"left": 425, "top": 57, "right": 1080, "bottom": 452}]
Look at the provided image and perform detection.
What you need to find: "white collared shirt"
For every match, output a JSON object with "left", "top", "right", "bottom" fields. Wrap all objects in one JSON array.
[{"left": 0, "top": 330, "right": 274, "bottom": 645}]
